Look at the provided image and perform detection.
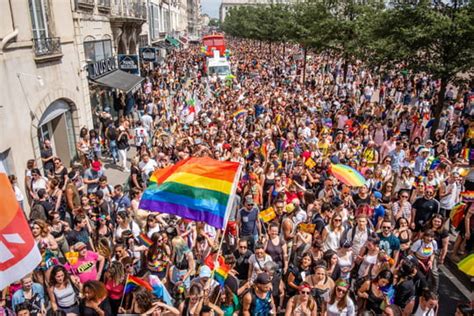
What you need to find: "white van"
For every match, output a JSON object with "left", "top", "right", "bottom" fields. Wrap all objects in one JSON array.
[{"left": 206, "top": 50, "right": 231, "bottom": 81}]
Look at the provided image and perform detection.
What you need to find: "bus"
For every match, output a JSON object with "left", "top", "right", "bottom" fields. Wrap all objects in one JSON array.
[{"left": 202, "top": 34, "right": 226, "bottom": 58}]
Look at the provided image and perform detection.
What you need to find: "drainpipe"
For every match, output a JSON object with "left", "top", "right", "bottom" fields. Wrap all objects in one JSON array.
[{"left": 0, "top": 0, "right": 19, "bottom": 53}]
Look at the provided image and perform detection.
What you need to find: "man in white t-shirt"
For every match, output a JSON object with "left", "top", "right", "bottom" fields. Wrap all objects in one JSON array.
[{"left": 133, "top": 121, "right": 149, "bottom": 147}]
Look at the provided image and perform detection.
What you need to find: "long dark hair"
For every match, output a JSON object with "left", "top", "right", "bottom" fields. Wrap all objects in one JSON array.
[{"left": 49, "top": 265, "right": 71, "bottom": 287}]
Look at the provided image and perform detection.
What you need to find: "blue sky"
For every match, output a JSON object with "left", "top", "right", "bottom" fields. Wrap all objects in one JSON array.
[{"left": 202, "top": 0, "right": 220, "bottom": 18}]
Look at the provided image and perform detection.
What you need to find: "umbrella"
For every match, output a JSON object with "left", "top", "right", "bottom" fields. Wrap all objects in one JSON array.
[
  {"left": 457, "top": 253, "right": 474, "bottom": 276},
  {"left": 330, "top": 164, "right": 367, "bottom": 187}
]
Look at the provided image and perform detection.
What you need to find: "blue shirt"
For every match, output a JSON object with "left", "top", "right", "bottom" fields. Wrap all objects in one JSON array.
[
  {"left": 12, "top": 283, "right": 44, "bottom": 312},
  {"left": 389, "top": 149, "right": 405, "bottom": 173},
  {"left": 414, "top": 156, "right": 428, "bottom": 176}
]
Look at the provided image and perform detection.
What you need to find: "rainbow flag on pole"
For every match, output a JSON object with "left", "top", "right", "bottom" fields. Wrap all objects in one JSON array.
[
  {"left": 140, "top": 157, "right": 242, "bottom": 229},
  {"left": 214, "top": 262, "right": 231, "bottom": 287},
  {"left": 124, "top": 275, "right": 153, "bottom": 294}
]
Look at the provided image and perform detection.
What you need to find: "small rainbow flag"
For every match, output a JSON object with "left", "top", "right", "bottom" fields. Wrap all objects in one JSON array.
[
  {"left": 139, "top": 157, "right": 242, "bottom": 229},
  {"left": 138, "top": 233, "right": 153, "bottom": 248},
  {"left": 124, "top": 275, "right": 153, "bottom": 294},
  {"left": 232, "top": 109, "right": 247, "bottom": 120},
  {"left": 214, "top": 262, "right": 231, "bottom": 287},
  {"left": 461, "top": 191, "right": 474, "bottom": 203}
]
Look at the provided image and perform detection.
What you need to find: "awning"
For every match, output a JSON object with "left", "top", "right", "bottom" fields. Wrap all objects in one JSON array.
[
  {"left": 165, "top": 36, "right": 180, "bottom": 48},
  {"left": 39, "top": 99, "right": 70, "bottom": 126},
  {"left": 92, "top": 70, "right": 144, "bottom": 93},
  {"left": 152, "top": 41, "right": 172, "bottom": 49}
]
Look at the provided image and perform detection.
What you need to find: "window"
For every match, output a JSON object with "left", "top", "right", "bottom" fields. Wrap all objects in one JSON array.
[
  {"left": 150, "top": 4, "right": 160, "bottom": 39},
  {"left": 84, "top": 40, "right": 113, "bottom": 62},
  {"left": 29, "top": 0, "right": 49, "bottom": 39}
]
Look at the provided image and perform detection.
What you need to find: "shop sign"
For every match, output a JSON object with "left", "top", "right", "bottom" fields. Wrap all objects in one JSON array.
[
  {"left": 139, "top": 47, "right": 157, "bottom": 62},
  {"left": 87, "top": 57, "right": 117, "bottom": 80},
  {"left": 118, "top": 54, "right": 140, "bottom": 75}
]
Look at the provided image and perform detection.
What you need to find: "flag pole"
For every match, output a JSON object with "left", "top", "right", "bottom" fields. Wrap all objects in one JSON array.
[
  {"left": 120, "top": 274, "right": 130, "bottom": 309},
  {"left": 207, "top": 162, "right": 243, "bottom": 293}
]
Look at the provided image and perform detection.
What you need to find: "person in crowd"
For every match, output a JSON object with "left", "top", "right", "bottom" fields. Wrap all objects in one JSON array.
[
  {"left": 11, "top": 275, "right": 46, "bottom": 316},
  {"left": 79, "top": 280, "right": 113, "bottom": 316},
  {"left": 48, "top": 265, "right": 81, "bottom": 315}
]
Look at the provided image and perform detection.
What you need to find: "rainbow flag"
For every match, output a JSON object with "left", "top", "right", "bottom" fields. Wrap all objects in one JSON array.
[
  {"left": 461, "top": 191, "right": 474, "bottom": 203},
  {"left": 330, "top": 164, "right": 366, "bottom": 187},
  {"left": 124, "top": 275, "right": 153, "bottom": 294},
  {"left": 214, "top": 262, "right": 231, "bottom": 287},
  {"left": 139, "top": 157, "right": 242, "bottom": 229},
  {"left": 137, "top": 233, "right": 153, "bottom": 248},
  {"left": 232, "top": 109, "right": 247, "bottom": 120}
]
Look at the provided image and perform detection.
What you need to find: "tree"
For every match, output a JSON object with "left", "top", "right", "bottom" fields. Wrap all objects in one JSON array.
[
  {"left": 288, "top": 0, "right": 334, "bottom": 85},
  {"left": 371, "top": 0, "right": 474, "bottom": 135}
]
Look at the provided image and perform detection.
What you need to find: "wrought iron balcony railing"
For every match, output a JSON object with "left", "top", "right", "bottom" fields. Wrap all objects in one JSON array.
[
  {"left": 33, "top": 37, "right": 62, "bottom": 57},
  {"left": 111, "top": 0, "right": 147, "bottom": 20},
  {"left": 76, "top": 0, "right": 95, "bottom": 9}
]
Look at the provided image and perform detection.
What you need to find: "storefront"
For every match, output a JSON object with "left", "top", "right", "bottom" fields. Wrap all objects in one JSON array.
[{"left": 87, "top": 56, "right": 144, "bottom": 127}]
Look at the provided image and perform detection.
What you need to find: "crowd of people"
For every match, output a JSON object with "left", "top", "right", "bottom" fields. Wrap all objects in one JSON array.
[{"left": 3, "top": 38, "right": 474, "bottom": 316}]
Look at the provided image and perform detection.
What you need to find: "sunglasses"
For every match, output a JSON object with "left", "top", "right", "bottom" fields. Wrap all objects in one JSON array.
[
  {"left": 333, "top": 219, "right": 342, "bottom": 222},
  {"left": 300, "top": 291, "right": 310, "bottom": 295},
  {"left": 336, "top": 287, "right": 347, "bottom": 293},
  {"left": 401, "top": 195, "right": 409, "bottom": 198},
  {"left": 382, "top": 226, "right": 391, "bottom": 230}
]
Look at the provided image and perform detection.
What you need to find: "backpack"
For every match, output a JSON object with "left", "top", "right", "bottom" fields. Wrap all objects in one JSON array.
[
  {"left": 30, "top": 202, "right": 47, "bottom": 221},
  {"left": 340, "top": 223, "right": 372, "bottom": 248}
]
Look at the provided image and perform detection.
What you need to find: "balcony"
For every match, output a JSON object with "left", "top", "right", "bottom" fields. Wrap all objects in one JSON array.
[
  {"left": 98, "top": 0, "right": 111, "bottom": 12},
  {"left": 111, "top": 0, "right": 147, "bottom": 21},
  {"left": 76, "top": 0, "right": 95, "bottom": 10},
  {"left": 33, "top": 37, "right": 63, "bottom": 63}
]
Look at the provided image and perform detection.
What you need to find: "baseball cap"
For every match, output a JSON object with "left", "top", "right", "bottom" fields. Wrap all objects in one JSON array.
[
  {"left": 74, "top": 242, "right": 87, "bottom": 251},
  {"left": 199, "top": 265, "right": 212, "bottom": 278},
  {"left": 91, "top": 161, "right": 102, "bottom": 172},
  {"left": 255, "top": 272, "right": 271, "bottom": 285},
  {"left": 373, "top": 191, "right": 382, "bottom": 200}
]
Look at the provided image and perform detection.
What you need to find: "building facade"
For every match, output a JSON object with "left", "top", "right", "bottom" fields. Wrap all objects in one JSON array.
[{"left": 0, "top": 0, "right": 91, "bottom": 193}]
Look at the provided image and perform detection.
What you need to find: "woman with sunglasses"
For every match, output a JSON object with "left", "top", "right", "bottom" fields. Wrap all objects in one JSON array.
[
  {"left": 304, "top": 261, "right": 334, "bottom": 316},
  {"left": 321, "top": 215, "right": 344, "bottom": 252},
  {"left": 285, "top": 282, "right": 317, "bottom": 316},
  {"left": 393, "top": 190, "right": 412, "bottom": 224},
  {"left": 146, "top": 232, "right": 171, "bottom": 279},
  {"left": 327, "top": 279, "right": 355, "bottom": 316},
  {"left": 395, "top": 167, "right": 415, "bottom": 193}
]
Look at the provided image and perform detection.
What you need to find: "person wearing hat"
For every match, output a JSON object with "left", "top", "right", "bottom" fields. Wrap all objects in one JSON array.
[
  {"left": 371, "top": 191, "right": 385, "bottom": 230},
  {"left": 237, "top": 195, "right": 261, "bottom": 251},
  {"left": 241, "top": 272, "right": 276, "bottom": 316},
  {"left": 83, "top": 158, "right": 104, "bottom": 194},
  {"left": 68, "top": 241, "right": 105, "bottom": 284},
  {"left": 414, "top": 148, "right": 430, "bottom": 177}
]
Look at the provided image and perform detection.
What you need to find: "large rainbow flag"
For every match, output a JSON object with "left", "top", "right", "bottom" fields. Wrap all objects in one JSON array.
[{"left": 140, "top": 157, "right": 242, "bottom": 229}]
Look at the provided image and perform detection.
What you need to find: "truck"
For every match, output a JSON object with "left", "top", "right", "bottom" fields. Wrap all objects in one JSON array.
[
  {"left": 206, "top": 50, "right": 232, "bottom": 81},
  {"left": 202, "top": 34, "right": 226, "bottom": 58}
]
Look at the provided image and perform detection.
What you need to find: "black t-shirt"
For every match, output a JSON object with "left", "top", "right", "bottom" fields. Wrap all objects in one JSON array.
[
  {"left": 39, "top": 200, "right": 54, "bottom": 217},
  {"left": 312, "top": 213, "right": 326, "bottom": 234},
  {"left": 413, "top": 197, "right": 440, "bottom": 225},
  {"left": 66, "top": 228, "right": 91, "bottom": 249},
  {"left": 225, "top": 274, "right": 239, "bottom": 294},
  {"left": 79, "top": 298, "right": 113, "bottom": 316},
  {"left": 394, "top": 279, "right": 415, "bottom": 308},
  {"left": 234, "top": 249, "right": 252, "bottom": 281},
  {"left": 353, "top": 193, "right": 370, "bottom": 207},
  {"left": 41, "top": 148, "right": 54, "bottom": 172},
  {"left": 433, "top": 229, "right": 448, "bottom": 250}
]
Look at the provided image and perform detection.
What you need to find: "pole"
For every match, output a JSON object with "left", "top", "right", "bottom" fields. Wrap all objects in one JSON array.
[{"left": 120, "top": 274, "right": 130, "bottom": 308}]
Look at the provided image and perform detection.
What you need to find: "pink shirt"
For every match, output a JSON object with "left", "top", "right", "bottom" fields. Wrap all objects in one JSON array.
[{"left": 71, "top": 251, "right": 99, "bottom": 283}]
